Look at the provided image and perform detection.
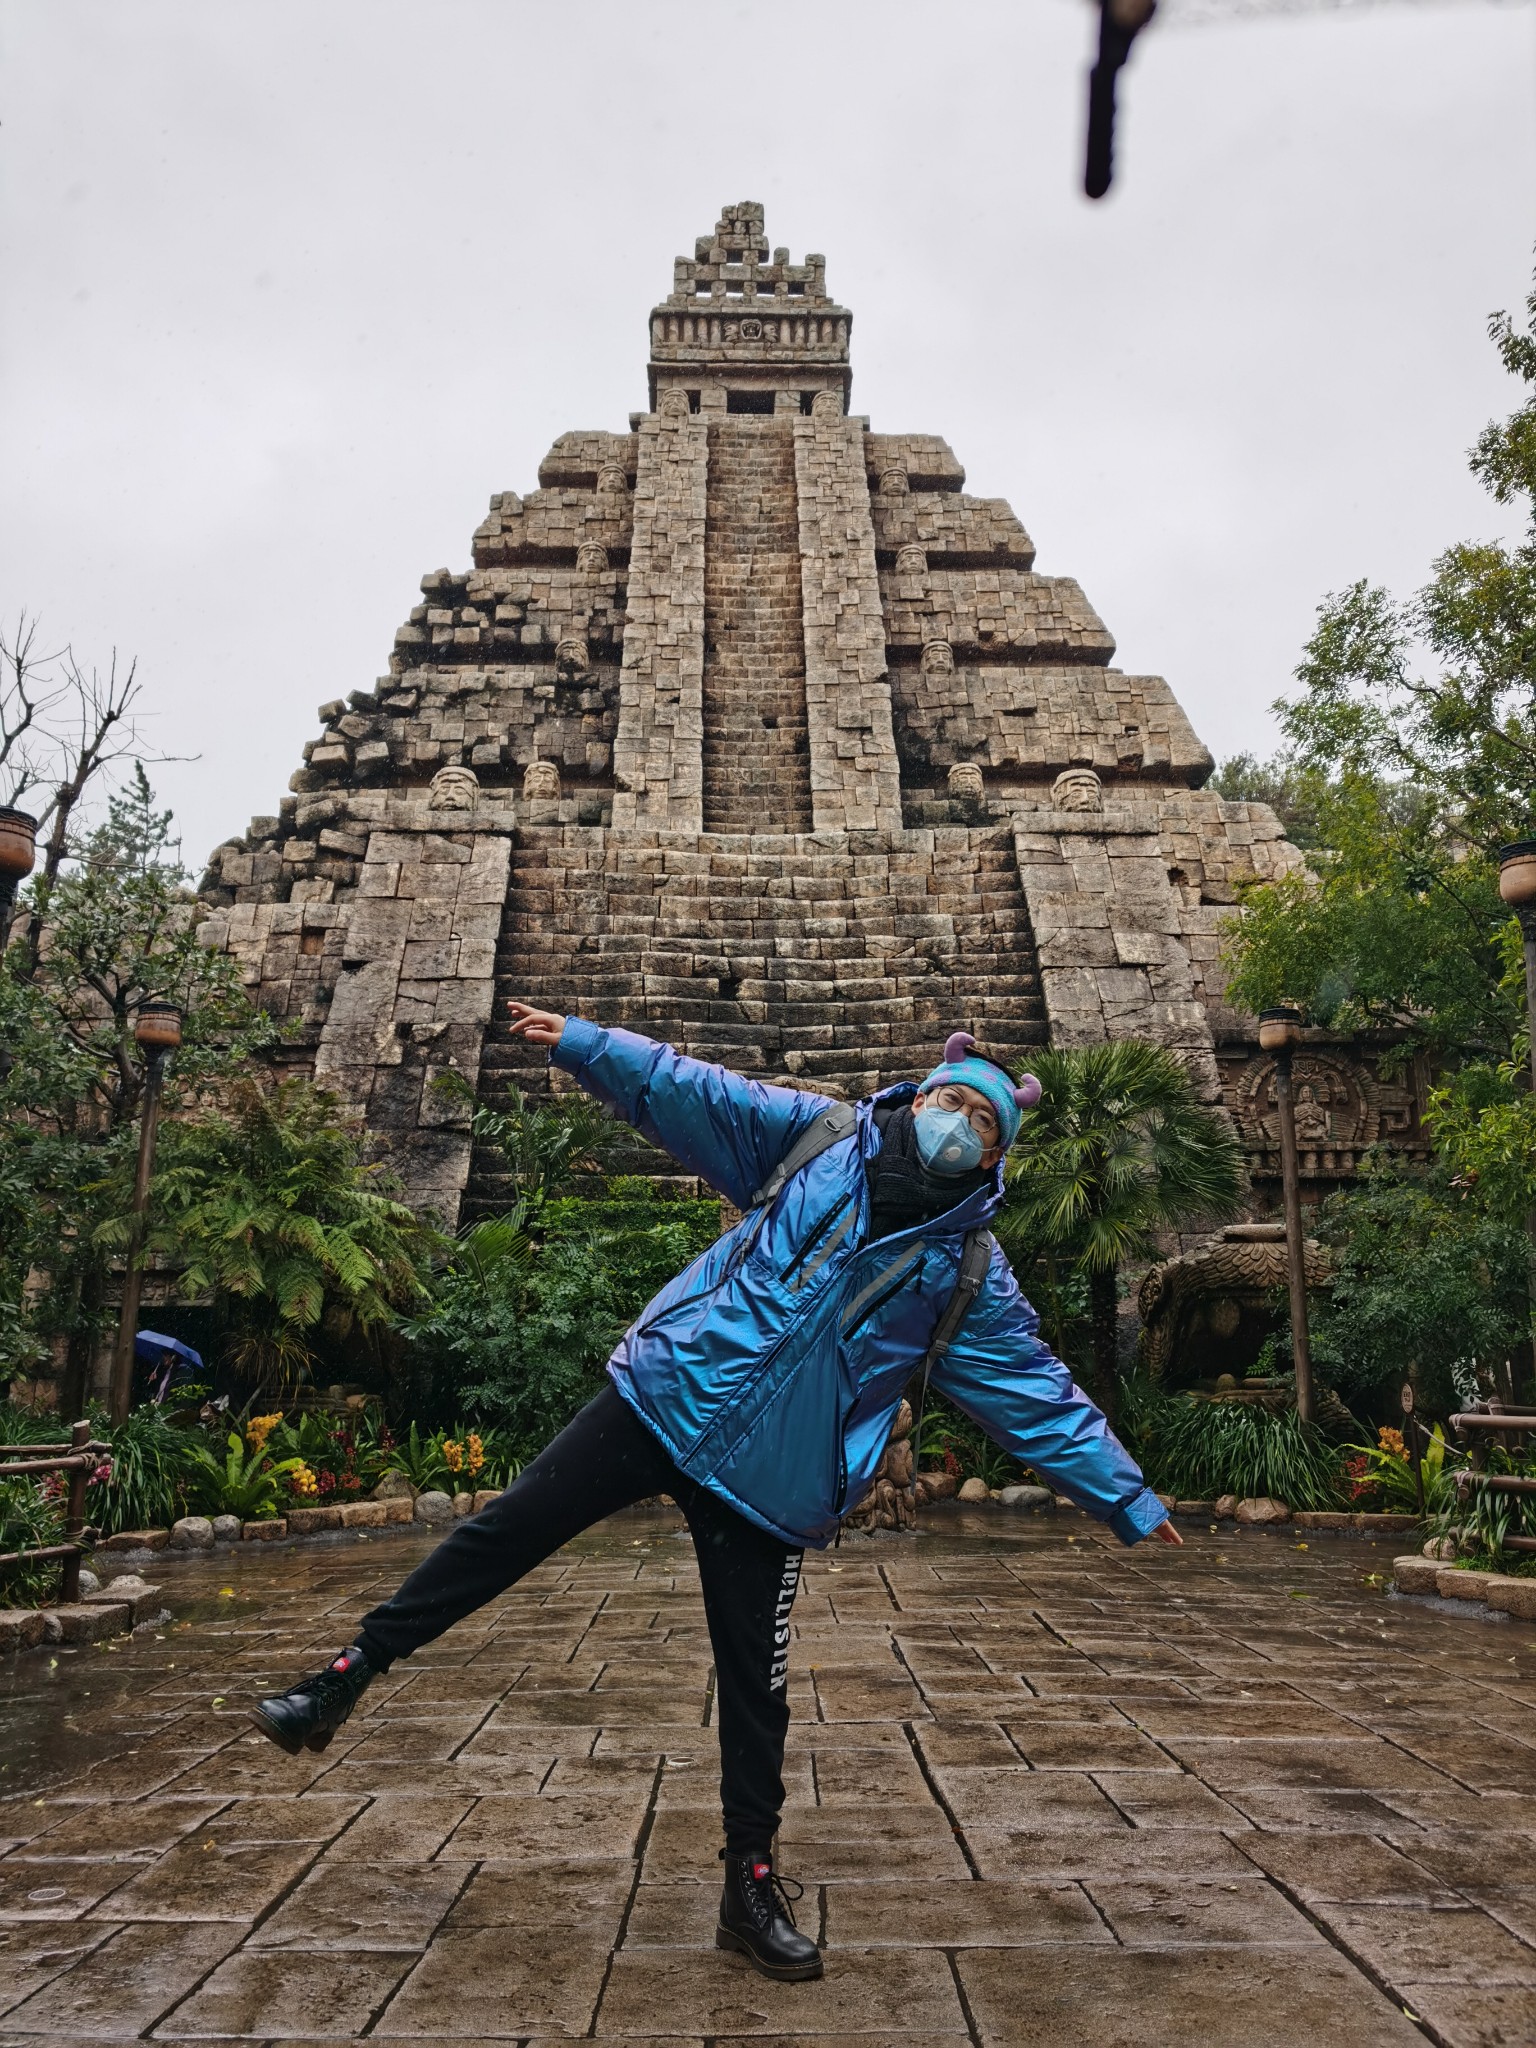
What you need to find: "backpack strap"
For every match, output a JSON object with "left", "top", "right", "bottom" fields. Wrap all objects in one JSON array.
[
  {"left": 909, "top": 1228, "right": 994, "bottom": 1494},
  {"left": 750, "top": 1101, "right": 858, "bottom": 1209}
]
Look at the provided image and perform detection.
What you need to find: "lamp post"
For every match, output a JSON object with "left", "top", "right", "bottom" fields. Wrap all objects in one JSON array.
[
  {"left": 1259, "top": 1005, "right": 1316, "bottom": 1426},
  {"left": 0, "top": 807, "right": 37, "bottom": 944},
  {"left": 1499, "top": 842, "right": 1536, "bottom": 1091},
  {"left": 107, "top": 1002, "right": 182, "bottom": 1426}
]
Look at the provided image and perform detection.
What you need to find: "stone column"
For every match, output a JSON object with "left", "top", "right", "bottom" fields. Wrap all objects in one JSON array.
[
  {"left": 792, "top": 413, "right": 903, "bottom": 833},
  {"left": 612, "top": 407, "right": 708, "bottom": 830},
  {"left": 313, "top": 797, "right": 512, "bottom": 1227},
  {"left": 1012, "top": 803, "right": 1224, "bottom": 1101}
]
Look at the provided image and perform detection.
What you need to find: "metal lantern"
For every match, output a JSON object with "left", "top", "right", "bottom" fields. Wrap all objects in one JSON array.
[
  {"left": 1498, "top": 841, "right": 1536, "bottom": 912},
  {"left": 1257, "top": 1005, "right": 1303, "bottom": 1055},
  {"left": 0, "top": 807, "right": 38, "bottom": 885},
  {"left": 133, "top": 1002, "right": 183, "bottom": 1053}
]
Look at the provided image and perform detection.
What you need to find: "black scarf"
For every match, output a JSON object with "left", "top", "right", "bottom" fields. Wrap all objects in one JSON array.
[{"left": 866, "top": 1102, "right": 992, "bottom": 1242}]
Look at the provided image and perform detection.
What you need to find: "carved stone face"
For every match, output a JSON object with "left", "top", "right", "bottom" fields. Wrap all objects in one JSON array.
[
  {"left": 810, "top": 389, "right": 843, "bottom": 419},
  {"left": 920, "top": 640, "right": 955, "bottom": 676},
  {"left": 657, "top": 389, "right": 691, "bottom": 418},
  {"left": 523, "top": 759, "right": 561, "bottom": 801},
  {"left": 879, "top": 467, "right": 910, "bottom": 497},
  {"left": 1051, "top": 767, "right": 1103, "bottom": 812},
  {"left": 576, "top": 543, "right": 610, "bottom": 573},
  {"left": 428, "top": 765, "right": 480, "bottom": 811},
  {"left": 596, "top": 462, "right": 629, "bottom": 493},
  {"left": 555, "top": 637, "right": 589, "bottom": 679},
  {"left": 896, "top": 545, "right": 927, "bottom": 575},
  {"left": 947, "top": 760, "right": 984, "bottom": 801}
]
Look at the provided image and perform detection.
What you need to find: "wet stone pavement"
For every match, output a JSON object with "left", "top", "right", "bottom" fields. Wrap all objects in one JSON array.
[{"left": 2, "top": 1511, "right": 1536, "bottom": 2046}]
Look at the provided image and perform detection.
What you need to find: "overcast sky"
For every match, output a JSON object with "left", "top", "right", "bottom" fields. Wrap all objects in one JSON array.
[{"left": 1, "top": 0, "right": 1531, "bottom": 868}]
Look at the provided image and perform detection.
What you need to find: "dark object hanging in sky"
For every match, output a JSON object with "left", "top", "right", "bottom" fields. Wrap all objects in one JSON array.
[{"left": 1085, "top": 0, "right": 1158, "bottom": 199}]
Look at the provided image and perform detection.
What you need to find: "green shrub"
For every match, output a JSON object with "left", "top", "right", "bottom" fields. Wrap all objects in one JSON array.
[
  {"left": 405, "top": 1189, "right": 718, "bottom": 1461},
  {"left": 0, "top": 1477, "right": 64, "bottom": 1605},
  {"left": 1121, "top": 1378, "right": 1345, "bottom": 1509},
  {"left": 88, "top": 1406, "right": 205, "bottom": 1534}
]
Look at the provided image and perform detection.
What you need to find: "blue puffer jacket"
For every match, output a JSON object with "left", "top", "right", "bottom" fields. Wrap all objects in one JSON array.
[{"left": 553, "top": 1019, "right": 1168, "bottom": 1552}]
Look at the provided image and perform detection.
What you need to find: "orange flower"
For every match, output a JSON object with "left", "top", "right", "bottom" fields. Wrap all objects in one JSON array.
[{"left": 1377, "top": 1427, "right": 1408, "bottom": 1463}]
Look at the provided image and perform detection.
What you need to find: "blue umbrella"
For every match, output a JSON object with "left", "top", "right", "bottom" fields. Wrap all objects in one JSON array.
[{"left": 134, "top": 1331, "right": 204, "bottom": 1402}]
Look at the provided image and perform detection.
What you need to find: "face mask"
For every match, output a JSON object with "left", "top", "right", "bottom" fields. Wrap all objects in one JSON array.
[{"left": 914, "top": 1106, "right": 986, "bottom": 1175}]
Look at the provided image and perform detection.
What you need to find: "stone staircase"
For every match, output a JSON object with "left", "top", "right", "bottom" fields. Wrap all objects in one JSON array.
[
  {"left": 700, "top": 420, "right": 813, "bottom": 833},
  {"left": 463, "top": 825, "right": 1047, "bottom": 1216}
]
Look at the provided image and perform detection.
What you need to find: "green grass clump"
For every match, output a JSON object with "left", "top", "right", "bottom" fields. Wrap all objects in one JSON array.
[{"left": 1121, "top": 1379, "right": 1345, "bottom": 1510}]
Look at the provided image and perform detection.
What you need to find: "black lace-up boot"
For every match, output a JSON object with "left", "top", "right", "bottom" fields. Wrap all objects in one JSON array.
[
  {"left": 249, "top": 1644, "right": 377, "bottom": 1755},
  {"left": 717, "top": 1852, "right": 822, "bottom": 1980}
]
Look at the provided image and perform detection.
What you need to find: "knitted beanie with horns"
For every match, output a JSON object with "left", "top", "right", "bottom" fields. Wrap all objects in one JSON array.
[{"left": 917, "top": 1032, "right": 1042, "bottom": 1152}]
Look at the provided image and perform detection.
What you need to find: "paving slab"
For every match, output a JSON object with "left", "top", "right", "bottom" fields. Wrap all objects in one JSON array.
[{"left": 2, "top": 1513, "right": 1534, "bottom": 2041}]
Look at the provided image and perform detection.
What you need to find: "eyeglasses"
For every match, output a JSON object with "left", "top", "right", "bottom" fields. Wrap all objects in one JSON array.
[{"left": 929, "top": 1085, "right": 1000, "bottom": 1144}]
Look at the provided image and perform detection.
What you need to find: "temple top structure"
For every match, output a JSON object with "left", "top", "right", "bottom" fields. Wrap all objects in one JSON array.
[
  {"left": 191, "top": 200, "right": 1350, "bottom": 1245},
  {"left": 647, "top": 201, "right": 852, "bottom": 414}
]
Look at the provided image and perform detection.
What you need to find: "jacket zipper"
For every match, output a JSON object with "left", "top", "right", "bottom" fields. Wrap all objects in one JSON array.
[
  {"left": 789, "top": 1203, "right": 857, "bottom": 1293},
  {"left": 779, "top": 1193, "right": 855, "bottom": 1286},
  {"left": 839, "top": 1244, "right": 926, "bottom": 1339}
]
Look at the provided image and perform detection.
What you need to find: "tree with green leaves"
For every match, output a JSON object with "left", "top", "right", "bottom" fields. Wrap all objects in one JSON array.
[
  {"left": 132, "top": 1075, "right": 436, "bottom": 1398},
  {"left": 997, "top": 1041, "right": 1245, "bottom": 1422},
  {"left": 1, "top": 769, "right": 268, "bottom": 1404},
  {"left": 1223, "top": 263, "right": 1536, "bottom": 1076}
]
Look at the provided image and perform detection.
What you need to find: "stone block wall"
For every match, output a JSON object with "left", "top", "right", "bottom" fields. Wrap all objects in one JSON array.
[{"left": 793, "top": 416, "right": 903, "bottom": 833}]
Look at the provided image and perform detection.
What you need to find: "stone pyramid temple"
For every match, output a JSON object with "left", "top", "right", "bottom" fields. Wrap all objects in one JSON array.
[{"left": 198, "top": 203, "right": 1417, "bottom": 1231}]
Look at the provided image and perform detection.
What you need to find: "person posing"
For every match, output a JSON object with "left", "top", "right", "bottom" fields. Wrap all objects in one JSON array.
[{"left": 251, "top": 1004, "right": 1181, "bottom": 1981}]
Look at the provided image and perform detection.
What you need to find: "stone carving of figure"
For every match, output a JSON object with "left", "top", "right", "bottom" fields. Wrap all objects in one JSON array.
[
  {"left": 1293, "top": 1082, "right": 1331, "bottom": 1148},
  {"left": 657, "top": 389, "right": 691, "bottom": 418},
  {"left": 896, "top": 545, "right": 927, "bottom": 575},
  {"left": 1051, "top": 767, "right": 1103, "bottom": 812},
  {"left": 555, "top": 637, "right": 590, "bottom": 680},
  {"left": 947, "top": 761, "right": 984, "bottom": 802},
  {"left": 878, "top": 466, "right": 910, "bottom": 497},
  {"left": 596, "top": 461, "right": 629, "bottom": 493},
  {"left": 428, "top": 765, "right": 480, "bottom": 811},
  {"left": 810, "top": 389, "right": 843, "bottom": 419},
  {"left": 920, "top": 640, "right": 955, "bottom": 676},
  {"left": 523, "top": 759, "right": 561, "bottom": 801},
  {"left": 576, "top": 542, "right": 610, "bottom": 573}
]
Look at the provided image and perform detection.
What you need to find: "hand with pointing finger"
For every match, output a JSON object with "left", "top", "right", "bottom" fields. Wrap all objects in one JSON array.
[{"left": 505, "top": 1000, "right": 567, "bottom": 1047}]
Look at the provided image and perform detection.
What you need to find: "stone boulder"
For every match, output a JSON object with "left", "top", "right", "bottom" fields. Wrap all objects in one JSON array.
[
  {"left": 101, "top": 1528, "right": 169, "bottom": 1552},
  {"left": 915, "top": 1470, "right": 956, "bottom": 1503},
  {"left": 414, "top": 1491, "right": 455, "bottom": 1527},
  {"left": 997, "top": 1484, "right": 1052, "bottom": 1511},
  {"left": 44, "top": 1602, "right": 130, "bottom": 1644},
  {"left": 77, "top": 1568, "right": 100, "bottom": 1597},
  {"left": 451, "top": 1492, "right": 475, "bottom": 1518},
  {"left": 957, "top": 1477, "right": 991, "bottom": 1503},
  {"left": 170, "top": 1517, "right": 215, "bottom": 1551},
  {"left": 1484, "top": 1576, "right": 1536, "bottom": 1621},
  {"left": 1421, "top": 1536, "right": 1458, "bottom": 1562},
  {"left": 0, "top": 1609, "right": 46, "bottom": 1653},
  {"left": 211, "top": 1515, "right": 243, "bottom": 1543},
  {"left": 1234, "top": 1497, "right": 1290, "bottom": 1526},
  {"left": 1391, "top": 1555, "right": 1441, "bottom": 1596},
  {"left": 372, "top": 1469, "right": 415, "bottom": 1502},
  {"left": 1213, "top": 1495, "right": 1237, "bottom": 1520}
]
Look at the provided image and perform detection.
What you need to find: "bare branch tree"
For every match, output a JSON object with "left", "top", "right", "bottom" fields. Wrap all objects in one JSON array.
[{"left": 0, "top": 612, "right": 186, "bottom": 970}]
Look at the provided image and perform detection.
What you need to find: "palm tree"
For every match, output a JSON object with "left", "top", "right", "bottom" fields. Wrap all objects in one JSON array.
[{"left": 997, "top": 1041, "right": 1245, "bottom": 1423}]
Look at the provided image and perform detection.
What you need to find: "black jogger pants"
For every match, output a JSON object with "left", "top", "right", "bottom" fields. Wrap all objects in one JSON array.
[{"left": 356, "top": 1383, "right": 803, "bottom": 1859}]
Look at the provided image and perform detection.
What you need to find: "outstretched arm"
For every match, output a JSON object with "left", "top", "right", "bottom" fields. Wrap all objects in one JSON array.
[
  {"left": 508, "top": 1000, "right": 834, "bottom": 1212},
  {"left": 930, "top": 1245, "right": 1180, "bottom": 1547}
]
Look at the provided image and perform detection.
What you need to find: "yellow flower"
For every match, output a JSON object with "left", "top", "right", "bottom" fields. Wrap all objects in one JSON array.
[
  {"left": 466, "top": 1434, "right": 484, "bottom": 1477},
  {"left": 1377, "top": 1427, "right": 1408, "bottom": 1463},
  {"left": 442, "top": 1439, "right": 464, "bottom": 1473},
  {"left": 247, "top": 1412, "right": 283, "bottom": 1452},
  {"left": 286, "top": 1460, "right": 319, "bottom": 1498}
]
